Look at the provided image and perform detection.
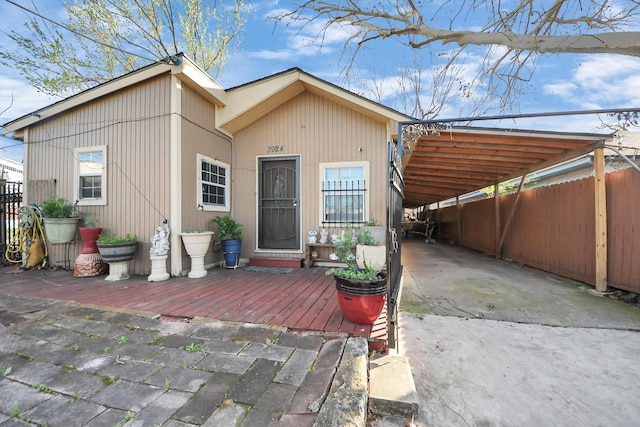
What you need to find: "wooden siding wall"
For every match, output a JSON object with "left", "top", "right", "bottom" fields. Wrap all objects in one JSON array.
[
  {"left": 232, "top": 91, "right": 390, "bottom": 259},
  {"left": 25, "top": 76, "right": 172, "bottom": 274},
  {"left": 435, "top": 168, "right": 639, "bottom": 292},
  {"left": 180, "top": 84, "right": 232, "bottom": 271}
]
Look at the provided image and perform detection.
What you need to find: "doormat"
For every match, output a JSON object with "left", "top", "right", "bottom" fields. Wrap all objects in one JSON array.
[{"left": 243, "top": 266, "right": 294, "bottom": 274}]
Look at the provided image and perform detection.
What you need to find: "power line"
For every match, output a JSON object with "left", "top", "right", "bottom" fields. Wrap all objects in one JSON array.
[{"left": 4, "top": 0, "right": 156, "bottom": 63}]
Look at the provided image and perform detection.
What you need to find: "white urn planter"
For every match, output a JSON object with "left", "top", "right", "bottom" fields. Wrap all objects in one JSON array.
[
  {"left": 362, "top": 225, "right": 386, "bottom": 245},
  {"left": 356, "top": 244, "right": 387, "bottom": 270},
  {"left": 181, "top": 231, "right": 214, "bottom": 278},
  {"left": 43, "top": 217, "right": 80, "bottom": 244}
]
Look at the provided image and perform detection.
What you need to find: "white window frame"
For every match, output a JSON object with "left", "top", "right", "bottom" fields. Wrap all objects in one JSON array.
[
  {"left": 319, "top": 161, "right": 369, "bottom": 225},
  {"left": 197, "top": 154, "right": 230, "bottom": 212},
  {"left": 74, "top": 145, "right": 107, "bottom": 206}
]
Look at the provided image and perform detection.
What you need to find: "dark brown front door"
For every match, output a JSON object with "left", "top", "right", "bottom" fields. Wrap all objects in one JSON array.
[{"left": 258, "top": 157, "right": 300, "bottom": 250}]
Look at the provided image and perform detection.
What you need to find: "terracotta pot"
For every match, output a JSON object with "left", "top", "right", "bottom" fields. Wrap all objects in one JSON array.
[{"left": 79, "top": 227, "right": 102, "bottom": 254}]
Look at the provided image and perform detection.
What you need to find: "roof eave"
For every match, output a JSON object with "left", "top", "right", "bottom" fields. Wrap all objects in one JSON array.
[
  {"left": 3, "top": 54, "right": 226, "bottom": 137},
  {"left": 218, "top": 68, "right": 413, "bottom": 134}
]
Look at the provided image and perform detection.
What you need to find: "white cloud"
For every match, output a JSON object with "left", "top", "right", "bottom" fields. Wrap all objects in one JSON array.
[
  {"left": 0, "top": 76, "right": 58, "bottom": 124},
  {"left": 543, "top": 82, "right": 578, "bottom": 98},
  {"left": 543, "top": 55, "right": 640, "bottom": 109}
]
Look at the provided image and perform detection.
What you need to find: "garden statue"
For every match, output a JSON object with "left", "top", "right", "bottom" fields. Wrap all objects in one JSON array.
[
  {"left": 148, "top": 221, "right": 170, "bottom": 281},
  {"left": 150, "top": 222, "right": 170, "bottom": 257}
]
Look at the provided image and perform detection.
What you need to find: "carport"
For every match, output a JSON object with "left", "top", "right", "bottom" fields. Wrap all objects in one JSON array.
[{"left": 397, "top": 121, "right": 614, "bottom": 291}]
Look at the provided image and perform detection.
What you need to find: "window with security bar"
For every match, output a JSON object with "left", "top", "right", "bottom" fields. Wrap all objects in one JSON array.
[{"left": 321, "top": 163, "right": 368, "bottom": 225}]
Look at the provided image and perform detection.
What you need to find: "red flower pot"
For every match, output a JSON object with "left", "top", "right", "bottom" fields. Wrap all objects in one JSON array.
[
  {"left": 79, "top": 227, "right": 103, "bottom": 254},
  {"left": 336, "top": 290, "right": 386, "bottom": 324}
]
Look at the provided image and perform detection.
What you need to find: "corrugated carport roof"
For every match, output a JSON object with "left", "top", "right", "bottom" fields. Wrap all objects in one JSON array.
[{"left": 401, "top": 127, "right": 612, "bottom": 208}]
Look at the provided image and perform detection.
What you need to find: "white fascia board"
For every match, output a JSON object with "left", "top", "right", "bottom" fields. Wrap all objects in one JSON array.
[
  {"left": 297, "top": 73, "right": 410, "bottom": 124},
  {"left": 217, "top": 72, "right": 301, "bottom": 130},
  {"left": 172, "top": 59, "right": 227, "bottom": 107}
]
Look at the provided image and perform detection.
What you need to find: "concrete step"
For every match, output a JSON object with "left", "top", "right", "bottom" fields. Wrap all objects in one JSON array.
[{"left": 369, "top": 355, "right": 419, "bottom": 420}]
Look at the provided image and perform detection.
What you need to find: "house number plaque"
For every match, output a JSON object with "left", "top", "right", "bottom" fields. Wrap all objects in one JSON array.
[{"left": 267, "top": 145, "right": 285, "bottom": 153}]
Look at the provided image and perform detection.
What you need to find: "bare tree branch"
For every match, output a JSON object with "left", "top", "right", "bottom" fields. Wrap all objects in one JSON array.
[{"left": 279, "top": 0, "right": 640, "bottom": 115}]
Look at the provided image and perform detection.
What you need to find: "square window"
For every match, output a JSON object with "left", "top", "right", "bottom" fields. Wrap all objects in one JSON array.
[
  {"left": 321, "top": 163, "right": 367, "bottom": 224},
  {"left": 75, "top": 146, "right": 106, "bottom": 206},
  {"left": 198, "top": 155, "right": 230, "bottom": 211}
]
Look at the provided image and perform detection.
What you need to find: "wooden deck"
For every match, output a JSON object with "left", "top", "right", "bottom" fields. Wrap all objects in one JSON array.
[{"left": 0, "top": 265, "right": 387, "bottom": 344}]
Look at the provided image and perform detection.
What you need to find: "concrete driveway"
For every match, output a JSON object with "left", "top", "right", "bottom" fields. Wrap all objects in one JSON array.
[{"left": 394, "top": 238, "right": 640, "bottom": 426}]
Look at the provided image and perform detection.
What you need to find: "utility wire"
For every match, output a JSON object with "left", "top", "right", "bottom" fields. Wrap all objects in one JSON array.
[{"left": 4, "top": 0, "right": 156, "bottom": 63}]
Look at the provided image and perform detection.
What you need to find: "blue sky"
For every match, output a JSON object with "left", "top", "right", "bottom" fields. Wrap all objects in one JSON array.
[{"left": 1, "top": 0, "right": 639, "bottom": 163}]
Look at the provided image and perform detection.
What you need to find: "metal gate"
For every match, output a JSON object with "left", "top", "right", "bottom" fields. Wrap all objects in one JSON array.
[
  {"left": 386, "top": 142, "right": 404, "bottom": 349},
  {"left": 1, "top": 181, "right": 23, "bottom": 263}
]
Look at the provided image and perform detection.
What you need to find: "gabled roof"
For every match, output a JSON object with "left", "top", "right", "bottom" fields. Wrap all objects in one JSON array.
[
  {"left": 217, "top": 68, "right": 413, "bottom": 134},
  {"left": 3, "top": 53, "right": 226, "bottom": 139},
  {"left": 402, "top": 126, "right": 613, "bottom": 208}
]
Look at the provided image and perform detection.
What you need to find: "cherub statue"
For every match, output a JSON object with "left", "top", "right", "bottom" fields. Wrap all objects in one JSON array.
[{"left": 150, "top": 222, "right": 170, "bottom": 257}]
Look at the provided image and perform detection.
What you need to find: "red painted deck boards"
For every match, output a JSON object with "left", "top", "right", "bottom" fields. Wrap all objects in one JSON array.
[{"left": 0, "top": 266, "right": 384, "bottom": 343}]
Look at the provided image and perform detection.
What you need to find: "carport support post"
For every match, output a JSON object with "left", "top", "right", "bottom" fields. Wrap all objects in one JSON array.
[
  {"left": 594, "top": 148, "right": 608, "bottom": 292},
  {"left": 456, "top": 196, "right": 462, "bottom": 245},
  {"left": 494, "top": 182, "right": 500, "bottom": 255}
]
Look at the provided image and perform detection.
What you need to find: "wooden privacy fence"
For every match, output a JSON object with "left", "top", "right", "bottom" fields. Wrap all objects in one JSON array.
[{"left": 434, "top": 168, "right": 640, "bottom": 293}]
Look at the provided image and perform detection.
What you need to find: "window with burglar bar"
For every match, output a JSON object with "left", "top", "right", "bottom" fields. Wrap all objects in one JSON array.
[{"left": 320, "top": 162, "right": 368, "bottom": 225}]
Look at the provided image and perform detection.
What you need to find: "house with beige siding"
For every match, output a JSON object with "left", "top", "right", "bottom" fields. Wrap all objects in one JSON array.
[{"left": 3, "top": 54, "right": 411, "bottom": 276}]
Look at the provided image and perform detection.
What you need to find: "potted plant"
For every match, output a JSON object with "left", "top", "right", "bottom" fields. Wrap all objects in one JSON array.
[
  {"left": 74, "top": 216, "right": 107, "bottom": 278},
  {"left": 210, "top": 214, "right": 243, "bottom": 269},
  {"left": 180, "top": 228, "right": 214, "bottom": 278},
  {"left": 355, "top": 228, "right": 387, "bottom": 271},
  {"left": 96, "top": 233, "right": 138, "bottom": 281},
  {"left": 362, "top": 218, "right": 386, "bottom": 244},
  {"left": 39, "top": 195, "right": 80, "bottom": 244},
  {"left": 78, "top": 217, "right": 102, "bottom": 254},
  {"left": 327, "top": 228, "right": 387, "bottom": 325}
]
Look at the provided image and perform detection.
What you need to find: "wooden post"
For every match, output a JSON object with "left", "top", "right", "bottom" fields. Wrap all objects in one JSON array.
[
  {"left": 594, "top": 148, "right": 608, "bottom": 292},
  {"left": 494, "top": 182, "right": 500, "bottom": 256},
  {"left": 456, "top": 196, "right": 462, "bottom": 245}
]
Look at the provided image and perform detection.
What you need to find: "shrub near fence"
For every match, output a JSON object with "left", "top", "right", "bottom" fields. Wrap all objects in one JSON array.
[{"left": 435, "top": 168, "right": 639, "bottom": 293}]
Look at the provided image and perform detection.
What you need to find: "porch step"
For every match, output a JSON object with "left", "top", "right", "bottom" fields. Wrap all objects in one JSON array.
[
  {"left": 249, "top": 257, "right": 302, "bottom": 268},
  {"left": 369, "top": 355, "right": 419, "bottom": 420}
]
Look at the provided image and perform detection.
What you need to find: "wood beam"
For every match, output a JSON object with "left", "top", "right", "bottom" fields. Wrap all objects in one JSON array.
[{"left": 594, "top": 148, "right": 608, "bottom": 292}]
